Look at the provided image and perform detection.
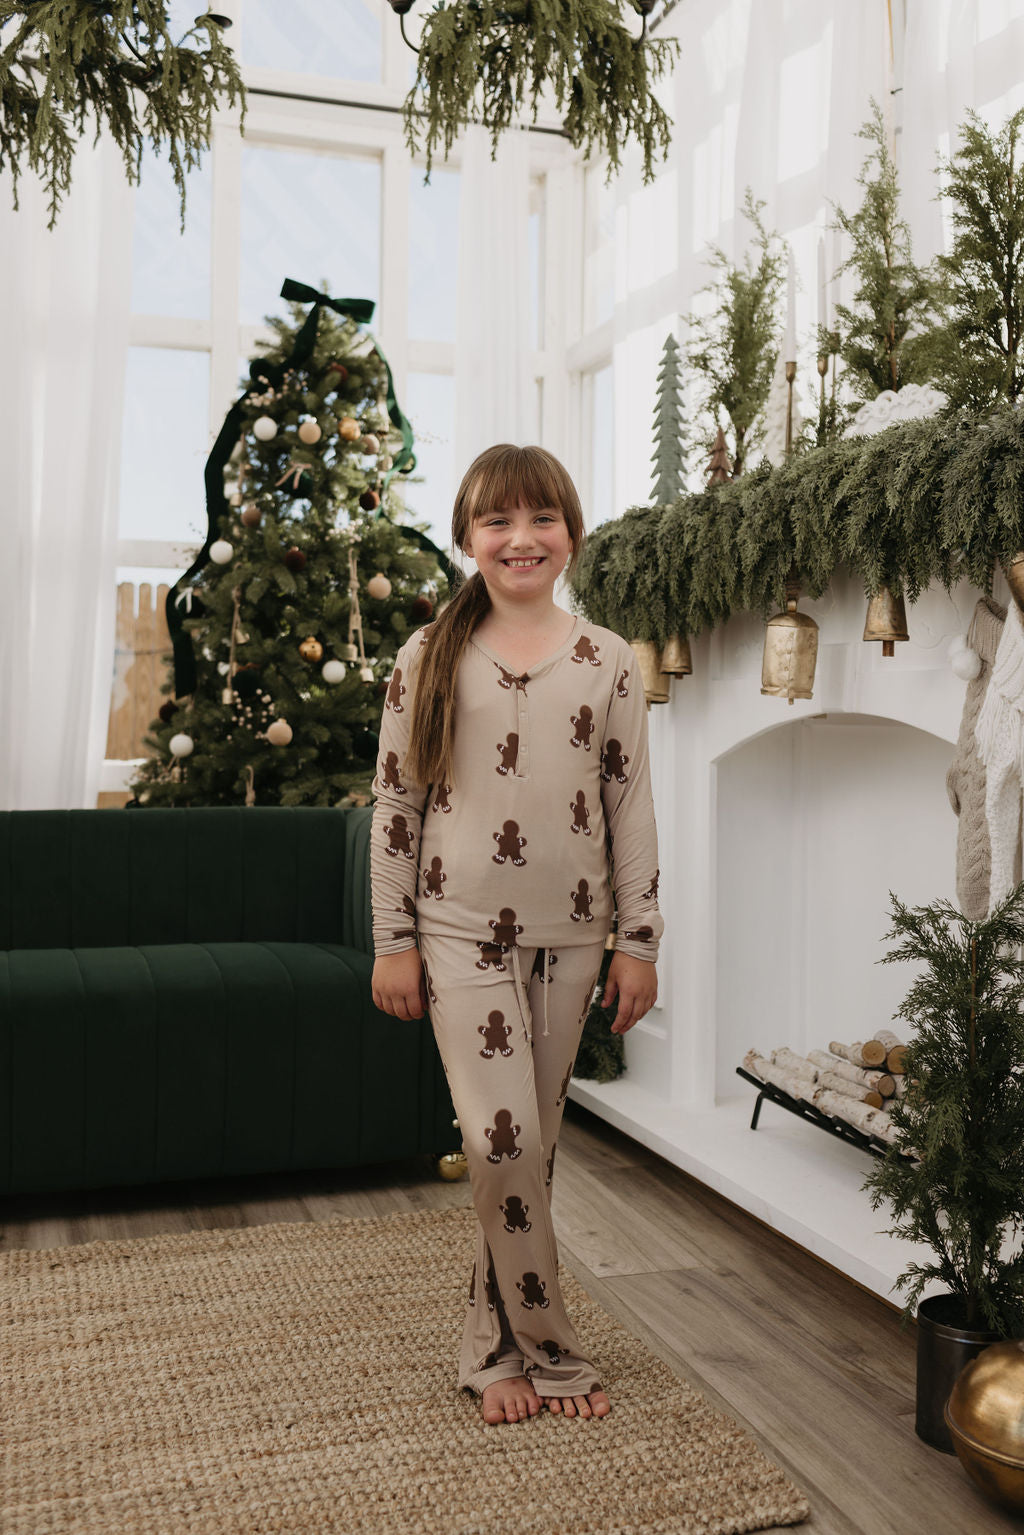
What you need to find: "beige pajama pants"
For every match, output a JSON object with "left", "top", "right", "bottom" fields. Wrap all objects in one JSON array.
[{"left": 417, "top": 931, "right": 608, "bottom": 1399}]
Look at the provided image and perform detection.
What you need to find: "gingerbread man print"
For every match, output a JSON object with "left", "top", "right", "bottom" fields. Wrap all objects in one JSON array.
[
  {"left": 530, "top": 948, "right": 557, "bottom": 983},
  {"left": 556, "top": 1062, "right": 573, "bottom": 1106},
  {"left": 497, "top": 667, "right": 529, "bottom": 694},
  {"left": 516, "top": 1272, "right": 549, "bottom": 1309},
  {"left": 569, "top": 703, "right": 595, "bottom": 750},
  {"left": 422, "top": 856, "right": 447, "bottom": 900},
  {"left": 485, "top": 1109, "right": 522, "bottom": 1163},
  {"left": 571, "top": 635, "right": 601, "bottom": 666},
  {"left": 489, "top": 907, "right": 523, "bottom": 950},
  {"left": 501, "top": 1196, "right": 531, "bottom": 1233},
  {"left": 475, "top": 941, "right": 508, "bottom": 972},
  {"left": 600, "top": 737, "right": 630, "bottom": 784},
  {"left": 478, "top": 1010, "right": 514, "bottom": 1058},
  {"left": 616, "top": 667, "right": 629, "bottom": 697},
  {"left": 492, "top": 820, "right": 527, "bottom": 866},
  {"left": 432, "top": 782, "right": 453, "bottom": 813},
  {"left": 569, "top": 790, "right": 591, "bottom": 836},
  {"left": 380, "top": 750, "right": 405, "bottom": 794},
  {"left": 385, "top": 667, "right": 406, "bottom": 712},
  {"left": 383, "top": 812, "right": 416, "bottom": 859},
  {"left": 570, "top": 879, "right": 594, "bottom": 922},
  {"left": 643, "top": 868, "right": 660, "bottom": 900},
  {"left": 624, "top": 925, "right": 654, "bottom": 944},
  {"left": 495, "top": 733, "right": 519, "bottom": 776}
]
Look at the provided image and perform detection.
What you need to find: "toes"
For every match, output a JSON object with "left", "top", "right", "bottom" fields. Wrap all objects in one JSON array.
[
  {"left": 562, "top": 1398, "right": 577, "bottom": 1416},
  {"left": 547, "top": 1396, "right": 562, "bottom": 1414}
]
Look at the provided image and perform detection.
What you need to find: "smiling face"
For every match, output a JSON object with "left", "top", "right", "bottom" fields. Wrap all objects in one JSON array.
[{"left": 463, "top": 501, "right": 572, "bottom": 602}]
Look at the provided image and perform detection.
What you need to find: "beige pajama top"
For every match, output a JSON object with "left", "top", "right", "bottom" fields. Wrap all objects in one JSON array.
[{"left": 369, "top": 613, "right": 664, "bottom": 964}]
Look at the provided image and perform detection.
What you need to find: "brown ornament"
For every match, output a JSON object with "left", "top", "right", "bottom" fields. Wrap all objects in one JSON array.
[
  {"left": 298, "top": 636, "right": 324, "bottom": 663},
  {"left": 338, "top": 417, "right": 361, "bottom": 441},
  {"left": 284, "top": 547, "right": 307, "bottom": 572},
  {"left": 359, "top": 488, "right": 380, "bottom": 511},
  {"left": 240, "top": 504, "right": 262, "bottom": 528},
  {"left": 410, "top": 595, "right": 434, "bottom": 621}
]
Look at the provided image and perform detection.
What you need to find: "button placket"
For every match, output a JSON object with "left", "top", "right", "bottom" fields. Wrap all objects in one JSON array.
[{"left": 515, "top": 688, "right": 530, "bottom": 778}]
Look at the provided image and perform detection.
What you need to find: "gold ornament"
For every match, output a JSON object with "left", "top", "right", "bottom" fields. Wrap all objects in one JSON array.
[
  {"left": 338, "top": 416, "right": 361, "bottom": 441},
  {"left": 1002, "top": 553, "right": 1024, "bottom": 610},
  {"left": 863, "top": 586, "right": 909, "bottom": 656},
  {"left": 660, "top": 633, "right": 692, "bottom": 676},
  {"left": 437, "top": 1152, "right": 468, "bottom": 1181},
  {"left": 298, "top": 636, "right": 324, "bottom": 663},
  {"left": 946, "top": 1341, "right": 1024, "bottom": 1515},
  {"left": 761, "top": 567, "right": 818, "bottom": 703},
  {"left": 630, "top": 640, "right": 670, "bottom": 705},
  {"left": 297, "top": 418, "right": 322, "bottom": 445}
]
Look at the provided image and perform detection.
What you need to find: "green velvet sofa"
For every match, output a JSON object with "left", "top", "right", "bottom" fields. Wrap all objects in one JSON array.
[{"left": 0, "top": 806, "right": 459, "bottom": 1197}]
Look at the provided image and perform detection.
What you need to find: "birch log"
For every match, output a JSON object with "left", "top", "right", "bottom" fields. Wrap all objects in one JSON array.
[
  {"left": 872, "top": 1029, "right": 908, "bottom": 1074},
  {"left": 813, "top": 1089, "right": 900, "bottom": 1145},
  {"left": 769, "top": 1047, "right": 819, "bottom": 1080},
  {"left": 830, "top": 1039, "right": 886, "bottom": 1069},
  {"left": 816, "top": 1070, "right": 885, "bottom": 1108},
  {"left": 807, "top": 1050, "right": 894, "bottom": 1096},
  {"left": 743, "top": 1050, "right": 818, "bottom": 1102}
]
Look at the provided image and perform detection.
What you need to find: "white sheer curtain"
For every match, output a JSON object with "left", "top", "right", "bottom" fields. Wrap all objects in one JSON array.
[
  {"left": 900, "top": 0, "right": 1024, "bottom": 263},
  {"left": 454, "top": 123, "right": 533, "bottom": 484},
  {"left": 0, "top": 126, "right": 133, "bottom": 809}
]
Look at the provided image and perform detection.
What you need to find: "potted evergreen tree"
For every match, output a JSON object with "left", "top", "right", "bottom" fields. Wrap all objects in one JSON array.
[{"left": 863, "top": 883, "right": 1024, "bottom": 1452}]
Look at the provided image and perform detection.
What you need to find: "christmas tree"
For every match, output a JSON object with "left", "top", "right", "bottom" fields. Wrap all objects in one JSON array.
[
  {"left": 824, "top": 99, "right": 940, "bottom": 407},
  {"left": 686, "top": 188, "right": 786, "bottom": 477},
  {"left": 930, "top": 106, "right": 1024, "bottom": 411},
  {"left": 131, "top": 281, "right": 452, "bottom": 809},
  {"left": 650, "top": 333, "right": 687, "bottom": 504}
]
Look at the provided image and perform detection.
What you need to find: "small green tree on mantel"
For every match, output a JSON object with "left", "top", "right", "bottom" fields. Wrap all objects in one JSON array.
[
  {"left": 863, "top": 883, "right": 1024, "bottom": 1336},
  {"left": 930, "top": 106, "right": 1024, "bottom": 411},
  {"left": 822, "top": 99, "right": 940, "bottom": 407},
  {"left": 686, "top": 188, "right": 787, "bottom": 478}
]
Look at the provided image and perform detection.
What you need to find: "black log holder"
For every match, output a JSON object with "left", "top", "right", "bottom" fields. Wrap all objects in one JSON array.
[{"left": 735, "top": 1065, "right": 892, "bottom": 1161}]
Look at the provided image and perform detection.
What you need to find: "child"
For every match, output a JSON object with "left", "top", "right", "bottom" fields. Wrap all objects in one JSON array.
[{"left": 369, "top": 443, "right": 664, "bottom": 1426}]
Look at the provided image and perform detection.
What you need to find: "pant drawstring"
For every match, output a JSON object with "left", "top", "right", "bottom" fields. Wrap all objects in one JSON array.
[
  {"left": 509, "top": 945, "right": 531, "bottom": 1044},
  {"left": 543, "top": 948, "right": 550, "bottom": 1036}
]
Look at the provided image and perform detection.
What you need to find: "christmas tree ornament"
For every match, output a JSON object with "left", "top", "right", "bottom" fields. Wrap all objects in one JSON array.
[
  {"left": 229, "top": 491, "right": 242, "bottom": 506},
  {"left": 174, "top": 587, "right": 205, "bottom": 619},
  {"left": 298, "top": 636, "right": 324, "bottom": 662},
  {"left": 253, "top": 415, "right": 278, "bottom": 441},
  {"left": 169, "top": 732, "right": 195, "bottom": 758},
  {"left": 630, "top": 640, "right": 670, "bottom": 705},
  {"left": 651, "top": 333, "right": 686, "bottom": 504},
  {"left": 761, "top": 567, "right": 819, "bottom": 704},
  {"left": 322, "top": 659, "right": 346, "bottom": 684},
  {"left": 380, "top": 453, "right": 393, "bottom": 470},
  {"left": 706, "top": 425, "right": 733, "bottom": 484},
  {"left": 338, "top": 416, "right": 361, "bottom": 441},
  {"left": 946, "top": 1342, "right": 1024, "bottom": 1514},
  {"left": 240, "top": 504, "right": 262, "bottom": 528},
  {"left": 410, "top": 595, "right": 434, "bottom": 621},
  {"left": 284, "top": 547, "right": 307, "bottom": 572},
  {"left": 266, "top": 718, "right": 293, "bottom": 745},
  {"left": 158, "top": 700, "right": 178, "bottom": 723},
  {"left": 367, "top": 572, "right": 392, "bottom": 599},
  {"left": 360, "top": 488, "right": 381, "bottom": 511},
  {"left": 298, "top": 417, "right": 322, "bottom": 445},
  {"left": 209, "top": 539, "right": 234, "bottom": 564},
  {"left": 359, "top": 665, "right": 375, "bottom": 683},
  {"left": 360, "top": 433, "right": 380, "bottom": 455},
  {"left": 221, "top": 686, "right": 234, "bottom": 705},
  {"left": 275, "top": 460, "right": 314, "bottom": 496},
  {"left": 660, "top": 633, "right": 692, "bottom": 676},
  {"left": 315, "top": 361, "right": 348, "bottom": 399},
  {"left": 340, "top": 642, "right": 359, "bottom": 661},
  {"left": 863, "top": 586, "right": 909, "bottom": 656}
]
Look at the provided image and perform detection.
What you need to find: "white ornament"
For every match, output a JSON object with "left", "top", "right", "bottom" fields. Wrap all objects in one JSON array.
[
  {"left": 367, "top": 572, "right": 392, "bottom": 600},
  {"left": 359, "top": 665, "right": 375, "bottom": 682},
  {"left": 169, "top": 732, "right": 194, "bottom": 758},
  {"left": 298, "top": 418, "right": 322, "bottom": 445},
  {"left": 253, "top": 415, "right": 278, "bottom": 441},
  {"left": 380, "top": 454, "right": 393, "bottom": 470},
  {"left": 360, "top": 433, "right": 380, "bottom": 455},
  {"left": 266, "top": 718, "right": 293, "bottom": 745},
  {"left": 952, "top": 648, "right": 982, "bottom": 681},
  {"left": 322, "top": 659, "right": 347, "bottom": 684},
  {"left": 210, "top": 539, "right": 234, "bottom": 564},
  {"left": 229, "top": 491, "right": 242, "bottom": 506}
]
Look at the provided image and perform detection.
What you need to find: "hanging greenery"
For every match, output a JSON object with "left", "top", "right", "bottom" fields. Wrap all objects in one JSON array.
[
  {"left": 568, "top": 402, "right": 1024, "bottom": 644},
  {"left": 685, "top": 189, "right": 787, "bottom": 477},
  {"left": 402, "top": 0, "right": 679, "bottom": 185},
  {"left": 929, "top": 106, "right": 1024, "bottom": 411},
  {"left": 822, "top": 99, "right": 941, "bottom": 407},
  {"left": 0, "top": 1, "right": 245, "bottom": 230}
]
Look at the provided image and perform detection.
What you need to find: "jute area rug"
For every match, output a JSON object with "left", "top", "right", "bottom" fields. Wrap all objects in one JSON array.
[{"left": 4, "top": 1205, "right": 811, "bottom": 1535}]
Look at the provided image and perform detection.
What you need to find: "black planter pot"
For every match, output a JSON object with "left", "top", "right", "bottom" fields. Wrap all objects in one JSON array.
[{"left": 916, "top": 1293, "right": 1002, "bottom": 1453}]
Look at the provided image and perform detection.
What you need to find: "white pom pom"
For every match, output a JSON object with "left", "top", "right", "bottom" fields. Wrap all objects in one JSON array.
[
  {"left": 210, "top": 539, "right": 234, "bottom": 564},
  {"left": 322, "top": 659, "right": 346, "bottom": 684},
  {"left": 952, "top": 647, "right": 982, "bottom": 681},
  {"left": 169, "top": 732, "right": 194, "bottom": 758},
  {"left": 948, "top": 634, "right": 967, "bottom": 657},
  {"left": 252, "top": 415, "right": 278, "bottom": 441}
]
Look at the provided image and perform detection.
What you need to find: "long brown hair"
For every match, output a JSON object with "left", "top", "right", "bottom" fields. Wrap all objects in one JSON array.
[{"left": 405, "top": 444, "right": 586, "bottom": 792}]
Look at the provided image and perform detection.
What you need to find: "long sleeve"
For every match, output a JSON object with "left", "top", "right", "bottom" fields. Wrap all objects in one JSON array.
[
  {"left": 599, "top": 653, "right": 665, "bottom": 962},
  {"left": 369, "top": 637, "right": 430, "bottom": 956}
]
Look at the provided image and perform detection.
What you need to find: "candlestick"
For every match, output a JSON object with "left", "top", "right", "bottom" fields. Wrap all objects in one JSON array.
[{"left": 784, "top": 248, "right": 797, "bottom": 362}]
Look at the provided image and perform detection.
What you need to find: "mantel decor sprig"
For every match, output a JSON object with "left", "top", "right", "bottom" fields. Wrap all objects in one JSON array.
[
  {"left": 0, "top": 0, "right": 246, "bottom": 230},
  {"left": 397, "top": 0, "right": 679, "bottom": 185}
]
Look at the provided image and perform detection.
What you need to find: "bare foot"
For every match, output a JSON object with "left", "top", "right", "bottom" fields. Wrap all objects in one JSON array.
[
  {"left": 545, "top": 1389, "right": 611, "bottom": 1419},
  {"left": 481, "top": 1375, "right": 543, "bottom": 1424}
]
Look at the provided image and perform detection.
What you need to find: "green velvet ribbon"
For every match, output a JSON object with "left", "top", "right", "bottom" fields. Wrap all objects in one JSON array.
[{"left": 165, "top": 278, "right": 442, "bottom": 700}]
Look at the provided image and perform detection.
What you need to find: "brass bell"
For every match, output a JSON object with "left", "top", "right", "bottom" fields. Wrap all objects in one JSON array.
[
  {"left": 340, "top": 642, "right": 359, "bottom": 661},
  {"left": 1001, "top": 552, "right": 1024, "bottom": 610},
  {"left": 863, "top": 586, "right": 909, "bottom": 657},
  {"left": 761, "top": 569, "right": 818, "bottom": 704},
  {"left": 630, "top": 640, "right": 671, "bottom": 704},
  {"left": 660, "top": 633, "right": 692, "bottom": 676}
]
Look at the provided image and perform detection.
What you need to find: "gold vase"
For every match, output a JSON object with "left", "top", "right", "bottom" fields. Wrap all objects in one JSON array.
[
  {"left": 660, "top": 633, "right": 692, "bottom": 676},
  {"left": 760, "top": 570, "right": 818, "bottom": 704},
  {"left": 630, "top": 640, "right": 671, "bottom": 704},
  {"left": 946, "top": 1339, "right": 1024, "bottom": 1513},
  {"left": 863, "top": 586, "right": 909, "bottom": 657}
]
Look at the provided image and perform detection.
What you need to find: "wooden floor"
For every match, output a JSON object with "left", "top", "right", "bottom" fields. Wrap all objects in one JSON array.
[{"left": 2, "top": 1100, "right": 1015, "bottom": 1535}]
